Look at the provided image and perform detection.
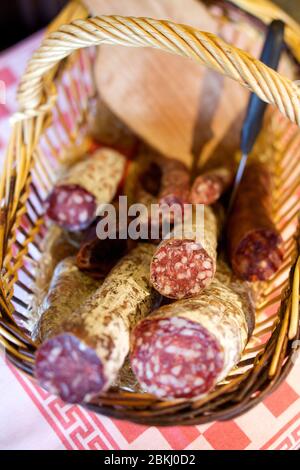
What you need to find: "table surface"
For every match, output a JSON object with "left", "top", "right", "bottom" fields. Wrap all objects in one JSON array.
[{"left": 0, "top": 22, "right": 300, "bottom": 451}]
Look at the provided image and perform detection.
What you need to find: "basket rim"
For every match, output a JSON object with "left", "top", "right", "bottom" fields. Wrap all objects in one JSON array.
[{"left": 13, "top": 12, "right": 300, "bottom": 128}]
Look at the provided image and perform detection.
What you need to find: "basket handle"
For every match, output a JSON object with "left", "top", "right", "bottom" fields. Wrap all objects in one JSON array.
[{"left": 16, "top": 15, "right": 300, "bottom": 125}]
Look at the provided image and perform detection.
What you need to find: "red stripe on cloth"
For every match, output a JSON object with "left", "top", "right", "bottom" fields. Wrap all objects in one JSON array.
[
  {"left": 261, "top": 412, "right": 300, "bottom": 450},
  {"left": 9, "top": 364, "right": 111, "bottom": 450},
  {"left": 87, "top": 412, "right": 121, "bottom": 450}
]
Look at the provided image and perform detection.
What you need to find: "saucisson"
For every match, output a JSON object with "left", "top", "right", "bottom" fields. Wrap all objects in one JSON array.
[
  {"left": 227, "top": 160, "right": 283, "bottom": 281},
  {"left": 37, "top": 257, "right": 99, "bottom": 342},
  {"left": 129, "top": 146, "right": 190, "bottom": 208},
  {"left": 46, "top": 148, "right": 126, "bottom": 231},
  {"left": 131, "top": 263, "right": 255, "bottom": 399},
  {"left": 35, "top": 244, "right": 157, "bottom": 403},
  {"left": 190, "top": 167, "right": 232, "bottom": 205},
  {"left": 126, "top": 149, "right": 190, "bottom": 242},
  {"left": 158, "top": 157, "right": 190, "bottom": 209},
  {"left": 150, "top": 205, "right": 218, "bottom": 299}
]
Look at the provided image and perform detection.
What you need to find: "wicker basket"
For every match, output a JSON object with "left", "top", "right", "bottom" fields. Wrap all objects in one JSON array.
[{"left": 1, "top": 0, "right": 300, "bottom": 426}]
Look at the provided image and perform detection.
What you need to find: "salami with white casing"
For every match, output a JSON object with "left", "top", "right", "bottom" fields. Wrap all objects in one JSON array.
[
  {"left": 131, "top": 262, "right": 255, "bottom": 399},
  {"left": 35, "top": 244, "right": 157, "bottom": 403},
  {"left": 190, "top": 167, "right": 233, "bottom": 205},
  {"left": 37, "top": 257, "right": 99, "bottom": 342},
  {"left": 46, "top": 148, "right": 126, "bottom": 231},
  {"left": 150, "top": 205, "right": 218, "bottom": 299}
]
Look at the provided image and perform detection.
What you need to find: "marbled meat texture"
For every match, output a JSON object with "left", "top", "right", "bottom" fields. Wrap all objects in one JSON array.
[{"left": 150, "top": 205, "right": 218, "bottom": 299}]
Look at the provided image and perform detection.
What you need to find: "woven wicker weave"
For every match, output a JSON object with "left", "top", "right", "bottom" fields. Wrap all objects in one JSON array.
[{"left": 1, "top": 0, "right": 300, "bottom": 425}]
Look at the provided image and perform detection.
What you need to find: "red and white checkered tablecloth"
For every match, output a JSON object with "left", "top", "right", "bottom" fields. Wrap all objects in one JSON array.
[{"left": 0, "top": 32, "right": 300, "bottom": 451}]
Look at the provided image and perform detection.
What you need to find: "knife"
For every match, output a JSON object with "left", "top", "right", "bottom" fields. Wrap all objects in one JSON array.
[{"left": 227, "top": 19, "right": 285, "bottom": 213}]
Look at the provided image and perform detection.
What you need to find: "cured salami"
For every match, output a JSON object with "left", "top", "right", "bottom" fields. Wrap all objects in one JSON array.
[
  {"left": 227, "top": 160, "right": 283, "bottom": 281},
  {"left": 31, "top": 227, "right": 84, "bottom": 340},
  {"left": 190, "top": 167, "right": 232, "bottom": 205},
  {"left": 158, "top": 157, "right": 190, "bottom": 209},
  {"left": 131, "top": 149, "right": 190, "bottom": 209},
  {"left": 131, "top": 263, "right": 255, "bottom": 399},
  {"left": 46, "top": 148, "right": 126, "bottom": 231},
  {"left": 37, "top": 257, "right": 99, "bottom": 342},
  {"left": 35, "top": 244, "right": 157, "bottom": 403},
  {"left": 34, "top": 226, "right": 79, "bottom": 297},
  {"left": 125, "top": 150, "right": 189, "bottom": 242},
  {"left": 46, "top": 184, "right": 96, "bottom": 232},
  {"left": 150, "top": 205, "right": 218, "bottom": 299}
]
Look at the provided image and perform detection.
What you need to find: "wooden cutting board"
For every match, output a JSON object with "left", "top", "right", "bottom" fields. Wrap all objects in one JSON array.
[{"left": 84, "top": 0, "right": 296, "bottom": 169}]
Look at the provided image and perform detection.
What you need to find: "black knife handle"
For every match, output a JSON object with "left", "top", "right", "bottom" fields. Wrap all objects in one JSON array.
[{"left": 241, "top": 20, "right": 285, "bottom": 156}]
